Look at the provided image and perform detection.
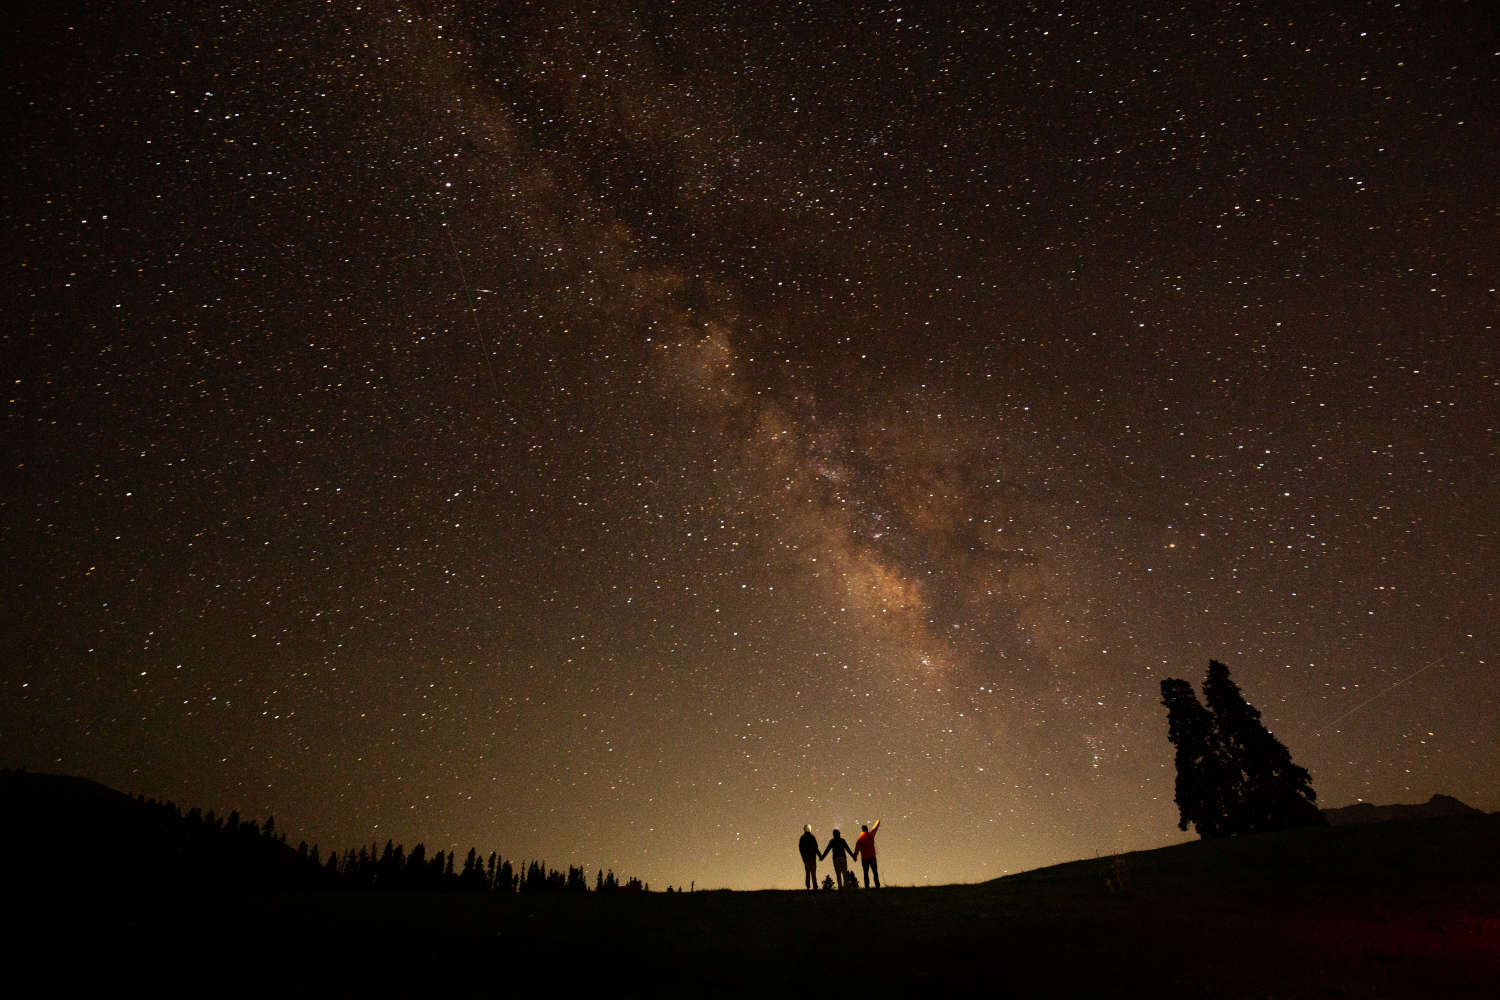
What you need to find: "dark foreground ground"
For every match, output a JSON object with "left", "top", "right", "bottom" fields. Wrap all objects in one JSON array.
[{"left": 21, "top": 814, "right": 1500, "bottom": 997}]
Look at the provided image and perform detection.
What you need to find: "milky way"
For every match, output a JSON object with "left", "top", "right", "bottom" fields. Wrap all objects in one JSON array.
[{"left": 4, "top": 2, "right": 1496, "bottom": 888}]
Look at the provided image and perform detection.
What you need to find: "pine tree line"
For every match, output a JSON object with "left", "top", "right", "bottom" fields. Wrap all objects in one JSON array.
[
  {"left": 316, "top": 839, "right": 645, "bottom": 893},
  {"left": 2, "top": 771, "right": 651, "bottom": 894},
  {"left": 1160, "top": 660, "right": 1325, "bottom": 838}
]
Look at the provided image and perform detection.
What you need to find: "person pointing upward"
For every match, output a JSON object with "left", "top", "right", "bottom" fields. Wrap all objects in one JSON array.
[{"left": 854, "top": 820, "right": 880, "bottom": 888}]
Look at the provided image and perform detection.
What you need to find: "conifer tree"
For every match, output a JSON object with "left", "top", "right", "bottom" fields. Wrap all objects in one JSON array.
[
  {"left": 1161, "top": 661, "right": 1325, "bottom": 838},
  {"left": 408, "top": 842, "right": 427, "bottom": 884},
  {"left": 1202, "top": 660, "right": 1324, "bottom": 833},
  {"left": 461, "top": 848, "right": 487, "bottom": 891},
  {"left": 1159, "top": 677, "right": 1236, "bottom": 838}
]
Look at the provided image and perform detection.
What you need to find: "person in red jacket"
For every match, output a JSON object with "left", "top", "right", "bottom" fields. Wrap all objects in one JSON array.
[{"left": 854, "top": 820, "right": 880, "bottom": 887}]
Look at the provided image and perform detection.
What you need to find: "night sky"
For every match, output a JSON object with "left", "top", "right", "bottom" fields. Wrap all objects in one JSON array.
[{"left": 4, "top": 2, "right": 1496, "bottom": 890}]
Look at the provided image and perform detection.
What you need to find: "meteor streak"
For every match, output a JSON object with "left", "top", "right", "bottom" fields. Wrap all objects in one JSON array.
[{"left": 1313, "top": 660, "right": 1444, "bottom": 736}]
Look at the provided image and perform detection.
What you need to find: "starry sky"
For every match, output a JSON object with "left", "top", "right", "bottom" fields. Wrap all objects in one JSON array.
[{"left": 4, "top": 2, "right": 1496, "bottom": 890}]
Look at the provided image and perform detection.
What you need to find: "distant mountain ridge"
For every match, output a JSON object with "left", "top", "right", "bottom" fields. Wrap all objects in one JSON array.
[{"left": 1321, "top": 793, "right": 1485, "bottom": 826}]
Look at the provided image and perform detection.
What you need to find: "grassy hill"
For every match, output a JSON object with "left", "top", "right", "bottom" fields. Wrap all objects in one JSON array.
[
  {"left": 9, "top": 772, "right": 1498, "bottom": 996},
  {"left": 242, "top": 815, "right": 1494, "bottom": 996}
]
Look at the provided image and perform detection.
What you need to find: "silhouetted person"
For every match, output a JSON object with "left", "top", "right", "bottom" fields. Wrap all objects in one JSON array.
[
  {"left": 798, "top": 825, "right": 819, "bottom": 890},
  {"left": 820, "top": 829, "right": 856, "bottom": 888},
  {"left": 854, "top": 820, "right": 880, "bottom": 887}
]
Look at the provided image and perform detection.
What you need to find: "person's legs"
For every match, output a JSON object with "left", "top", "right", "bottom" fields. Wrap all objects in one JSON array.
[
  {"left": 861, "top": 858, "right": 871, "bottom": 887},
  {"left": 871, "top": 857, "right": 880, "bottom": 888},
  {"left": 804, "top": 859, "right": 815, "bottom": 889}
]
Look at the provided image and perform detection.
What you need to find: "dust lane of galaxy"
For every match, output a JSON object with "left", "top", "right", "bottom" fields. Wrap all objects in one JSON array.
[{"left": 3, "top": 2, "right": 1496, "bottom": 888}]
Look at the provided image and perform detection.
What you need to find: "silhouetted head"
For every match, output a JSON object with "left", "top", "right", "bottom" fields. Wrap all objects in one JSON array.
[
  {"left": 861, "top": 824, "right": 869, "bottom": 832},
  {"left": 804, "top": 824, "right": 811, "bottom": 834},
  {"left": 832, "top": 829, "right": 840, "bottom": 837}
]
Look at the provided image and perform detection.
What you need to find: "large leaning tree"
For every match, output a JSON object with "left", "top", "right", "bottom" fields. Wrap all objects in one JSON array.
[{"left": 1160, "top": 661, "right": 1324, "bottom": 838}]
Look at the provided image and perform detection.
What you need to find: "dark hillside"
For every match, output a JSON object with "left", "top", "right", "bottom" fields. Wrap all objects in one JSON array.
[
  {"left": 1, "top": 770, "right": 132, "bottom": 808},
  {"left": 32, "top": 833, "right": 1500, "bottom": 993},
  {"left": 7, "top": 772, "right": 1497, "bottom": 996},
  {"left": 999, "top": 807, "right": 1497, "bottom": 899},
  {"left": 2, "top": 768, "right": 306, "bottom": 891}
]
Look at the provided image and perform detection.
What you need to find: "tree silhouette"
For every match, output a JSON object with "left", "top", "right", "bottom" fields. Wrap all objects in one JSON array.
[
  {"left": 460, "top": 848, "right": 482, "bottom": 890},
  {"left": 1159, "top": 677, "right": 1237, "bottom": 838},
  {"left": 1161, "top": 661, "right": 1324, "bottom": 838},
  {"left": 406, "top": 842, "right": 427, "bottom": 887},
  {"left": 1202, "top": 660, "right": 1324, "bottom": 834}
]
